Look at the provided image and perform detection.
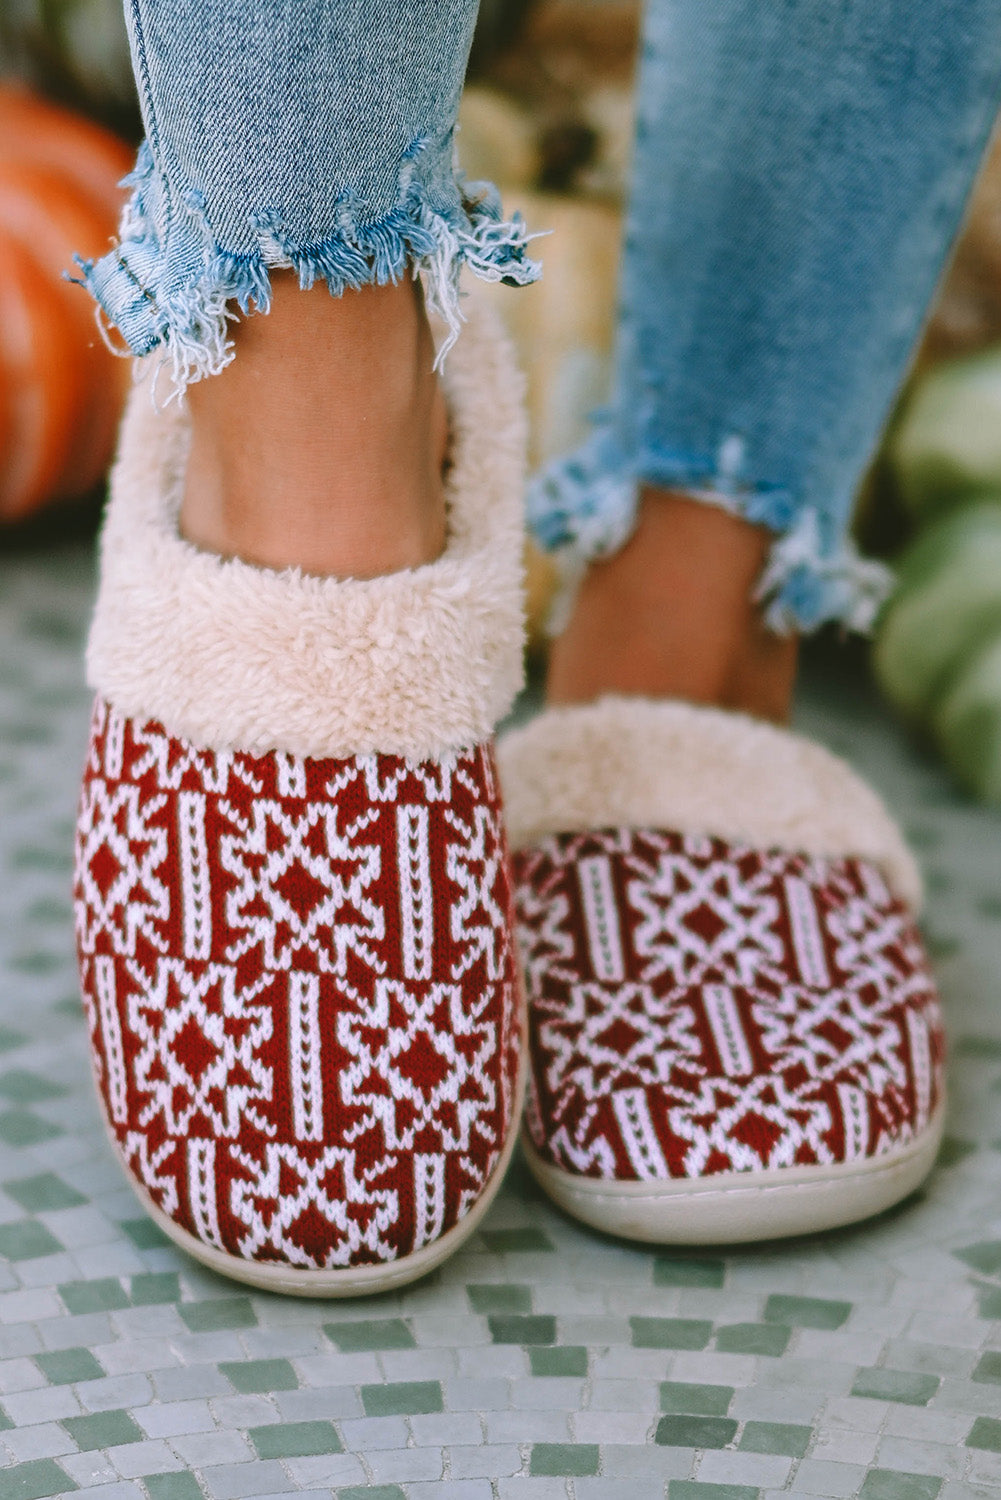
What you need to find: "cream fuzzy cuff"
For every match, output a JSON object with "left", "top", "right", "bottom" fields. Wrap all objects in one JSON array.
[
  {"left": 497, "top": 697, "right": 922, "bottom": 910},
  {"left": 87, "top": 302, "right": 527, "bottom": 762}
]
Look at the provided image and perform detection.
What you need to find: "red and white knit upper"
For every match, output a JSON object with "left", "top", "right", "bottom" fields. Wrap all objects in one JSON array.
[
  {"left": 499, "top": 698, "right": 943, "bottom": 1187},
  {"left": 76, "top": 703, "right": 521, "bottom": 1268},
  {"left": 514, "top": 827, "right": 942, "bottom": 1181}
]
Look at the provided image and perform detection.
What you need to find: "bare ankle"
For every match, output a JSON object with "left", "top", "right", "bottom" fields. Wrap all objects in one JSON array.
[
  {"left": 546, "top": 488, "right": 798, "bottom": 724},
  {"left": 180, "top": 275, "right": 449, "bottom": 578}
]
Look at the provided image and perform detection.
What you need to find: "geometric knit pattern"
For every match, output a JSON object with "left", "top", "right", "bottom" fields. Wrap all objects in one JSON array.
[
  {"left": 513, "top": 827, "right": 944, "bottom": 1184},
  {"left": 74, "top": 699, "right": 522, "bottom": 1271}
]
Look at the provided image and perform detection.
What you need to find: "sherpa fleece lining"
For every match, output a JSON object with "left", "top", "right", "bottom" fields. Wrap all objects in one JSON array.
[
  {"left": 497, "top": 697, "right": 922, "bottom": 910},
  {"left": 87, "top": 300, "right": 526, "bottom": 762}
]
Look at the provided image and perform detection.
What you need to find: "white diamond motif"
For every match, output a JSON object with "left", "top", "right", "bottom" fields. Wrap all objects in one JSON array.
[
  {"left": 338, "top": 978, "right": 497, "bottom": 1153},
  {"left": 221, "top": 801, "right": 383, "bottom": 973},
  {"left": 128, "top": 959, "right": 275, "bottom": 1138},
  {"left": 230, "top": 1142, "right": 398, "bottom": 1268},
  {"left": 629, "top": 842, "right": 785, "bottom": 988}
]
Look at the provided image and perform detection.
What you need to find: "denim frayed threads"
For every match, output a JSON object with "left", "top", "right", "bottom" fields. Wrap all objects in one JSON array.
[
  {"left": 74, "top": 0, "right": 540, "bottom": 391},
  {"left": 528, "top": 429, "right": 892, "bottom": 637},
  {"left": 76, "top": 141, "right": 539, "bottom": 393}
]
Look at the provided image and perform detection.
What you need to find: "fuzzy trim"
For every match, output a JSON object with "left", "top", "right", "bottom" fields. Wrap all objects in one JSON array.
[
  {"left": 86, "top": 300, "right": 527, "bottom": 762},
  {"left": 497, "top": 697, "right": 922, "bottom": 910}
]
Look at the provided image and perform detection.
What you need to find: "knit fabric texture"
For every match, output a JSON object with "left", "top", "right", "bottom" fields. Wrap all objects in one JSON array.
[
  {"left": 75, "top": 700, "right": 522, "bottom": 1270},
  {"left": 515, "top": 827, "right": 943, "bottom": 1182}
]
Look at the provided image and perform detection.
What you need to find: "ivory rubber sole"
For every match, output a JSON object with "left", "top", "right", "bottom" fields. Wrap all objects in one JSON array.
[
  {"left": 112, "top": 1054, "right": 527, "bottom": 1299},
  {"left": 522, "top": 1105, "right": 945, "bottom": 1246}
]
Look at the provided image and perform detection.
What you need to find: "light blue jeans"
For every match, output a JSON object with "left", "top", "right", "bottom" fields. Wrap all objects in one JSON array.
[
  {"left": 78, "top": 1, "right": 541, "bottom": 377},
  {"left": 80, "top": 1, "right": 1001, "bottom": 633}
]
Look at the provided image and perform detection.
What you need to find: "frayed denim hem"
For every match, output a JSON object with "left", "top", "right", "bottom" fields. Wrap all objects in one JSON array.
[
  {"left": 527, "top": 429, "right": 893, "bottom": 637},
  {"left": 72, "top": 141, "right": 541, "bottom": 394},
  {"left": 752, "top": 511, "right": 892, "bottom": 634}
]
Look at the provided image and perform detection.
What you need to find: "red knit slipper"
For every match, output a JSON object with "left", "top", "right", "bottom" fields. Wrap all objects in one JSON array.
[
  {"left": 74, "top": 305, "right": 527, "bottom": 1295},
  {"left": 498, "top": 698, "right": 944, "bottom": 1245}
]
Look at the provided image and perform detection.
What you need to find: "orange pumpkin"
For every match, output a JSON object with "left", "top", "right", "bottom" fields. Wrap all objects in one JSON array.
[
  {"left": 0, "top": 87, "right": 134, "bottom": 520},
  {"left": 0, "top": 87, "right": 133, "bottom": 230},
  {"left": 0, "top": 236, "right": 80, "bottom": 518}
]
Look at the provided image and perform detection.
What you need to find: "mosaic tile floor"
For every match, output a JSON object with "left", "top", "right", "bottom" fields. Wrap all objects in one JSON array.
[{"left": 0, "top": 538, "right": 999, "bottom": 1500}]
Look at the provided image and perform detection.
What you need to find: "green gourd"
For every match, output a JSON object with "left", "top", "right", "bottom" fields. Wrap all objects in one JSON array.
[
  {"left": 889, "top": 347, "right": 1001, "bottom": 522},
  {"left": 934, "top": 633, "right": 1001, "bottom": 805},
  {"left": 874, "top": 500, "right": 1001, "bottom": 804},
  {"left": 874, "top": 502, "right": 1001, "bottom": 719},
  {"left": 876, "top": 343, "right": 1001, "bottom": 803}
]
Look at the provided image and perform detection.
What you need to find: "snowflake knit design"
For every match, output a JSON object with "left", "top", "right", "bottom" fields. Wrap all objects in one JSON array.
[
  {"left": 513, "top": 828, "right": 943, "bottom": 1182},
  {"left": 75, "top": 700, "right": 521, "bottom": 1270}
]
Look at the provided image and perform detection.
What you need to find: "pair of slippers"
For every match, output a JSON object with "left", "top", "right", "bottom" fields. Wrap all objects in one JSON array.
[{"left": 74, "top": 307, "right": 944, "bottom": 1296}]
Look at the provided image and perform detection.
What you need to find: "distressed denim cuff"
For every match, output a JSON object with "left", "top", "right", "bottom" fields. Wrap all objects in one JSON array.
[
  {"left": 74, "top": 141, "right": 540, "bottom": 392},
  {"left": 527, "top": 427, "right": 893, "bottom": 637}
]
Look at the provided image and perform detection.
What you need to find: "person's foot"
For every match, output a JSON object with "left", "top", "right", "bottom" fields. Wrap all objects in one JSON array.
[
  {"left": 180, "top": 274, "right": 449, "bottom": 579},
  {"left": 498, "top": 696, "right": 945, "bottom": 1246},
  {"left": 76, "top": 300, "right": 528, "bottom": 1293},
  {"left": 546, "top": 487, "right": 798, "bottom": 723},
  {"left": 501, "top": 482, "right": 942, "bottom": 1248}
]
